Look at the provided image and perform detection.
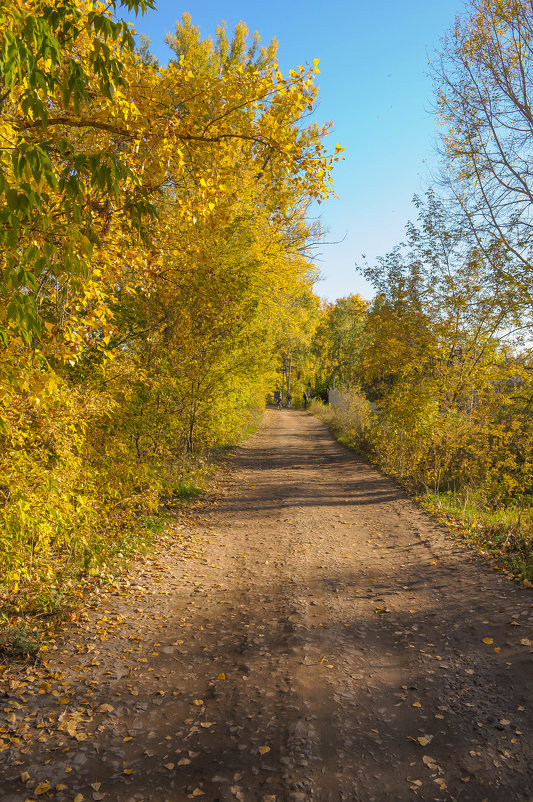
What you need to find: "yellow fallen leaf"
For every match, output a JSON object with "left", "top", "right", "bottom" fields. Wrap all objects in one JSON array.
[
  {"left": 500, "top": 719, "right": 510, "bottom": 725},
  {"left": 91, "top": 783, "right": 101, "bottom": 791},
  {"left": 123, "top": 736, "right": 133, "bottom": 742},
  {"left": 494, "top": 646, "right": 501, "bottom": 654},
  {"left": 123, "top": 768, "right": 133, "bottom": 775},
  {"left": 20, "top": 772, "right": 30, "bottom": 783},
  {"left": 482, "top": 637, "right": 493, "bottom": 645},
  {"left": 97, "top": 703, "right": 115, "bottom": 713},
  {"left": 417, "top": 735, "right": 433, "bottom": 746},
  {"left": 217, "top": 673, "right": 226, "bottom": 680},
  {"left": 57, "top": 697, "right": 70, "bottom": 705},
  {"left": 200, "top": 722, "right": 215, "bottom": 728},
  {"left": 164, "top": 763, "right": 175, "bottom": 770},
  {"left": 74, "top": 794, "right": 84, "bottom": 802},
  {"left": 412, "top": 701, "right": 422, "bottom": 708},
  {"left": 520, "top": 638, "right": 532, "bottom": 646},
  {"left": 190, "top": 790, "right": 204, "bottom": 797},
  {"left": 56, "top": 783, "right": 68, "bottom": 791},
  {"left": 34, "top": 781, "right": 51, "bottom": 795},
  {"left": 192, "top": 699, "right": 204, "bottom": 706},
  {"left": 258, "top": 745, "right": 270, "bottom": 755}
]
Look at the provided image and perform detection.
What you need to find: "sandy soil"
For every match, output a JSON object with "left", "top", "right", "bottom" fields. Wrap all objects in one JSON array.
[{"left": 2, "top": 409, "right": 533, "bottom": 802}]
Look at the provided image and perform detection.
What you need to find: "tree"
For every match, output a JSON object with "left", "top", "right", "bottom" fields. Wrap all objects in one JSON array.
[
  {"left": 434, "top": 0, "right": 533, "bottom": 290},
  {"left": 311, "top": 294, "right": 369, "bottom": 392}
]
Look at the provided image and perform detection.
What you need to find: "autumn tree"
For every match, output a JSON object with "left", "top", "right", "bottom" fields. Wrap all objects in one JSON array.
[
  {"left": 356, "top": 190, "right": 531, "bottom": 496},
  {"left": 0, "top": 4, "right": 340, "bottom": 595},
  {"left": 310, "top": 294, "right": 368, "bottom": 395},
  {"left": 434, "top": 0, "right": 533, "bottom": 299}
]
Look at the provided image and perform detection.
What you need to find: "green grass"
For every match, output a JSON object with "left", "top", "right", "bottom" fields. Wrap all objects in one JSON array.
[{"left": 421, "top": 490, "right": 533, "bottom": 581}]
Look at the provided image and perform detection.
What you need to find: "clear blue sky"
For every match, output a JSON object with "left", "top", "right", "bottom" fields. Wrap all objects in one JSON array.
[{"left": 122, "top": 0, "right": 466, "bottom": 302}]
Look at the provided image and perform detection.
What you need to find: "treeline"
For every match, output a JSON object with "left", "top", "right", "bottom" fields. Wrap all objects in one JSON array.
[
  {"left": 0, "top": 1, "right": 339, "bottom": 598},
  {"left": 305, "top": 0, "right": 533, "bottom": 576}
]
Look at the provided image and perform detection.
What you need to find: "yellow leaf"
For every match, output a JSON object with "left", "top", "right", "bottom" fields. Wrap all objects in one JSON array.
[
  {"left": 494, "top": 646, "right": 501, "bottom": 654},
  {"left": 520, "top": 638, "right": 532, "bottom": 646},
  {"left": 123, "top": 768, "right": 133, "bottom": 775},
  {"left": 412, "top": 701, "right": 422, "bottom": 708},
  {"left": 192, "top": 699, "right": 204, "bottom": 706},
  {"left": 200, "top": 721, "right": 215, "bottom": 728},
  {"left": 97, "top": 703, "right": 115, "bottom": 713},
  {"left": 34, "top": 782, "right": 51, "bottom": 796},
  {"left": 482, "top": 637, "right": 493, "bottom": 645},
  {"left": 74, "top": 794, "right": 84, "bottom": 802},
  {"left": 20, "top": 772, "right": 30, "bottom": 783},
  {"left": 57, "top": 697, "right": 70, "bottom": 704},
  {"left": 217, "top": 672, "right": 226, "bottom": 680},
  {"left": 258, "top": 745, "right": 270, "bottom": 755},
  {"left": 164, "top": 763, "right": 175, "bottom": 770}
]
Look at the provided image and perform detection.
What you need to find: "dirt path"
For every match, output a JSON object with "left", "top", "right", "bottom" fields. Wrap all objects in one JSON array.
[{"left": 2, "top": 409, "right": 533, "bottom": 802}]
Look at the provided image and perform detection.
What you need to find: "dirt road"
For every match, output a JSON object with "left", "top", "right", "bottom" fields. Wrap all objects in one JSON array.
[{"left": 2, "top": 409, "right": 533, "bottom": 801}]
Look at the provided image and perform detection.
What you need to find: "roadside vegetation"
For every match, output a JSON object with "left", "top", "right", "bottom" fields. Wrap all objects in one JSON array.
[
  {"left": 0, "top": 0, "right": 338, "bottom": 647},
  {"left": 302, "top": 0, "right": 533, "bottom": 580}
]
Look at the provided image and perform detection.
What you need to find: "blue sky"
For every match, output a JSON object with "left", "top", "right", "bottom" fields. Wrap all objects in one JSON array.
[{"left": 122, "top": 0, "right": 466, "bottom": 302}]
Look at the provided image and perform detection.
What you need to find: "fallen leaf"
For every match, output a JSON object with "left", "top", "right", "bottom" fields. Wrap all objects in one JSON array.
[
  {"left": 500, "top": 719, "right": 510, "bottom": 726},
  {"left": 73, "top": 795, "right": 84, "bottom": 802},
  {"left": 164, "top": 763, "right": 175, "bottom": 770},
  {"left": 417, "top": 735, "right": 434, "bottom": 746},
  {"left": 258, "top": 745, "right": 270, "bottom": 755},
  {"left": 97, "top": 703, "right": 115, "bottom": 713},
  {"left": 34, "top": 781, "right": 51, "bottom": 795},
  {"left": 178, "top": 758, "right": 191, "bottom": 766},
  {"left": 482, "top": 637, "right": 494, "bottom": 645},
  {"left": 192, "top": 699, "right": 204, "bottom": 706},
  {"left": 217, "top": 673, "right": 226, "bottom": 680},
  {"left": 520, "top": 638, "right": 532, "bottom": 647},
  {"left": 200, "top": 722, "right": 215, "bottom": 728},
  {"left": 20, "top": 772, "right": 30, "bottom": 783},
  {"left": 123, "top": 768, "right": 133, "bottom": 775},
  {"left": 412, "top": 701, "right": 422, "bottom": 708}
]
